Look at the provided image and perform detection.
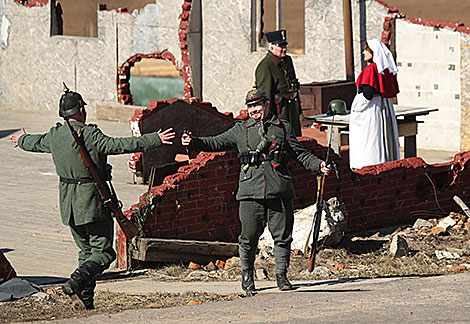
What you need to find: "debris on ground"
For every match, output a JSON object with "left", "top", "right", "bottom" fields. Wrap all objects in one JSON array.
[
  {"left": 389, "top": 235, "right": 409, "bottom": 257},
  {"left": 2, "top": 208, "right": 469, "bottom": 322}
]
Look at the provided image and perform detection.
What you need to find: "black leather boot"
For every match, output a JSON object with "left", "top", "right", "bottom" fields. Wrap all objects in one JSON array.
[
  {"left": 241, "top": 269, "right": 256, "bottom": 293},
  {"left": 62, "top": 261, "right": 102, "bottom": 310},
  {"left": 79, "top": 279, "right": 96, "bottom": 310},
  {"left": 276, "top": 273, "right": 293, "bottom": 291}
]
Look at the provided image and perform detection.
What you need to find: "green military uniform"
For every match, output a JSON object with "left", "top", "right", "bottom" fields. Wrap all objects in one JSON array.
[
  {"left": 255, "top": 51, "right": 302, "bottom": 136},
  {"left": 192, "top": 112, "right": 321, "bottom": 275},
  {"left": 18, "top": 121, "right": 163, "bottom": 268}
]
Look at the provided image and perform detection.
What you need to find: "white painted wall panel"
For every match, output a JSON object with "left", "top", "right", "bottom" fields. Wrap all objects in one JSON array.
[{"left": 396, "top": 19, "right": 461, "bottom": 151}]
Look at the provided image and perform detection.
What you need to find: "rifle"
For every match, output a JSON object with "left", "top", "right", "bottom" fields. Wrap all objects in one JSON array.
[
  {"left": 306, "top": 113, "right": 336, "bottom": 272},
  {"left": 65, "top": 119, "right": 140, "bottom": 239}
]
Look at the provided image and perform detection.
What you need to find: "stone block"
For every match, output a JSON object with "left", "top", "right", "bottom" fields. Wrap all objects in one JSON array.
[{"left": 390, "top": 235, "right": 409, "bottom": 257}]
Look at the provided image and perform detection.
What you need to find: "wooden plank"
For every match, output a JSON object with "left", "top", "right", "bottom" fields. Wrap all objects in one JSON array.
[
  {"left": 398, "top": 122, "right": 418, "bottom": 137},
  {"left": 132, "top": 238, "right": 239, "bottom": 263}
]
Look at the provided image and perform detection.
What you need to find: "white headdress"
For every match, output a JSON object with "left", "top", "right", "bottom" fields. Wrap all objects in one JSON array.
[{"left": 367, "top": 39, "right": 398, "bottom": 75}]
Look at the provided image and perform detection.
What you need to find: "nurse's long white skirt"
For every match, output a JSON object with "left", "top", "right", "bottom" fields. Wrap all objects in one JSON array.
[{"left": 349, "top": 93, "right": 400, "bottom": 170}]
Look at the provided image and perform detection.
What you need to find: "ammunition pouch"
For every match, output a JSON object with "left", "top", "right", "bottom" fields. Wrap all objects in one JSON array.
[{"left": 239, "top": 150, "right": 288, "bottom": 167}]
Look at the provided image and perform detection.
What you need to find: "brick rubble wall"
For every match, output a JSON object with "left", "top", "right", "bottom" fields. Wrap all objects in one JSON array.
[
  {"left": 118, "top": 135, "right": 470, "bottom": 268},
  {"left": 0, "top": 251, "right": 16, "bottom": 284}
]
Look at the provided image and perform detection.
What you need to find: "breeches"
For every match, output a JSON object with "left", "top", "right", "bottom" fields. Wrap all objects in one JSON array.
[
  {"left": 238, "top": 198, "right": 294, "bottom": 274},
  {"left": 69, "top": 217, "right": 116, "bottom": 269}
]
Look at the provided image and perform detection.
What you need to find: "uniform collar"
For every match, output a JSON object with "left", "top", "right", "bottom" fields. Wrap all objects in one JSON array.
[
  {"left": 68, "top": 120, "right": 85, "bottom": 127},
  {"left": 268, "top": 51, "right": 282, "bottom": 65}
]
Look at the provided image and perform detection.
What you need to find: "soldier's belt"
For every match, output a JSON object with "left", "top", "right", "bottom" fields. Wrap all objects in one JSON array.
[
  {"left": 279, "top": 92, "right": 298, "bottom": 100},
  {"left": 60, "top": 176, "right": 94, "bottom": 185},
  {"left": 239, "top": 150, "right": 288, "bottom": 165}
]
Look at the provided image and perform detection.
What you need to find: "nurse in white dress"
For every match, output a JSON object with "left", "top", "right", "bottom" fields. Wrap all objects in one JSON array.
[{"left": 349, "top": 39, "right": 400, "bottom": 170}]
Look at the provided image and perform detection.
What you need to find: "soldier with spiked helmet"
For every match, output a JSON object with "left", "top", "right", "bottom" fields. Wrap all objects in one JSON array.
[{"left": 10, "top": 84, "right": 175, "bottom": 310}]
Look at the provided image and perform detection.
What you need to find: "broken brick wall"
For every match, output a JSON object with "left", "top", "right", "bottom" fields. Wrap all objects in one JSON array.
[
  {"left": 0, "top": 251, "right": 16, "bottom": 284},
  {"left": 118, "top": 139, "right": 470, "bottom": 268},
  {"left": 134, "top": 142, "right": 470, "bottom": 237}
]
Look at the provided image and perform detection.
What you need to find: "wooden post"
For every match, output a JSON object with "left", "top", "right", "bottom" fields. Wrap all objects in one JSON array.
[{"left": 343, "top": 0, "right": 355, "bottom": 81}]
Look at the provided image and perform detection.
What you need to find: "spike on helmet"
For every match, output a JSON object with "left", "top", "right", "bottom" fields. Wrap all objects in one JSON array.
[
  {"left": 59, "top": 83, "right": 87, "bottom": 118},
  {"left": 327, "top": 99, "right": 347, "bottom": 115}
]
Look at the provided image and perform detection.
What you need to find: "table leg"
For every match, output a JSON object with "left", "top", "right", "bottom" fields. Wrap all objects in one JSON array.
[{"left": 403, "top": 116, "right": 417, "bottom": 158}]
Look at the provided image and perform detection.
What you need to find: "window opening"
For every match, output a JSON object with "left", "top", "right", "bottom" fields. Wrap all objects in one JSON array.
[
  {"left": 258, "top": 0, "right": 305, "bottom": 54},
  {"left": 50, "top": 0, "right": 153, "bottom": 38},
  {"left": 129, "top": 58, "right": 184, "bottom": 107}
]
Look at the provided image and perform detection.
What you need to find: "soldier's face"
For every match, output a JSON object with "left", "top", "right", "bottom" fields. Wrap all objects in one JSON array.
[
  {"left": 270, "top": 44, "right": 287, "bottom": 58},
  {"left": 247, "top": 101, "right": 269, "bottom": 121}
]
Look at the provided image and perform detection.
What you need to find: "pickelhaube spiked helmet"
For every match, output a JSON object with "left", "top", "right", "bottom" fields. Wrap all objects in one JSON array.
[
  {"left": 59, "top": 83, "right": 87, "bottom": 118},
  {"left": 245, "top": 88, "right": 268, "bottom": 106}
]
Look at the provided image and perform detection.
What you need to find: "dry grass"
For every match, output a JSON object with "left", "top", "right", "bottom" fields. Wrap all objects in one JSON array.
[{"left": 0, "top": 288, "right": 237, "bottom": 323}]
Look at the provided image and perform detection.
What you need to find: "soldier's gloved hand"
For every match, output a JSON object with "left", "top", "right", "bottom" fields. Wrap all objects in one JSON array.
[
  {"left": 320, "top": 161, "right": 331, "bottom": 176},
  {"left": 157, "top": 128, "right": 175, "bottom": 145},
  {"left": 181, "top": 131, "right": 192, "bottom": 146}
]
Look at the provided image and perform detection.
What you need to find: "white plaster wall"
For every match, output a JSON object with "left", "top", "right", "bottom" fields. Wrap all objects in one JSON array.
[
  {"left": 201, "top": 0, "right": 388, "bottom": 114},
  {"left": 395, "top": 19, "right": 461, "bottom": 151},
  {"left": 0, "top": 0, "right": 182, "bottom": 117}
]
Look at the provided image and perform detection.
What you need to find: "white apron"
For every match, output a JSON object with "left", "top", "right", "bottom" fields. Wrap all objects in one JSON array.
[{"left": 349, "top": 93, "right": 400, "bottom": 169}]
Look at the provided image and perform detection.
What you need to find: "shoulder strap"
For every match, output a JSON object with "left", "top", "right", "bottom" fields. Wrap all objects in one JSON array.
[
  {"left": 278, "top": 119, "right": 287, "bottom": 148},
  {"left": 244, "top": 121, "right": 251, "bottom": 150}
]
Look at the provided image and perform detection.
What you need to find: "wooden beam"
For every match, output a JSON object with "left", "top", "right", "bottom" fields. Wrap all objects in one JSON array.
[{"left": 132, "top": 238, "right": 239, "bottom": 264}]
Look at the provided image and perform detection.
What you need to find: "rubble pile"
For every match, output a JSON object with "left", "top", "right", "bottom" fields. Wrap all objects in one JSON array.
[
  {"left": 175, "top": 207, "right": 470, "bottom": 281},
  {"left": 259, "top": 197, "right": 347, "bottom": 252}
]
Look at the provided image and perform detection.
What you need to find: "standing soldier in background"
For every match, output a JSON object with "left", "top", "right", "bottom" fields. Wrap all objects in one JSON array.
[
  {"left": 10, "top": 88, "right": 175, "bottom": 310},
  {"left": 182, "top": 88, "right": 330, "bottom": 293},
  {"left": 255, "top": 30, "right": 303, "bottom": 136}
]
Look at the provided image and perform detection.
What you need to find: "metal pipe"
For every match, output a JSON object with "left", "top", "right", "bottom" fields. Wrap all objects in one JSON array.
[{"left": 343, "top": 0, "right": 355, "bottom": 81}]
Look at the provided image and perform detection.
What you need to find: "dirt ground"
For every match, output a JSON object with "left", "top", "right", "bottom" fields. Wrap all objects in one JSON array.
[{"left": 1, "top": 211, "right": 469, "bottom": 323}]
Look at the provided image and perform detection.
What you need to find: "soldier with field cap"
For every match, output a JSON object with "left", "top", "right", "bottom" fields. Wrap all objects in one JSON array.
[
  {"left": 255, "top": 30, "right": 303, "bottom": 136},
  {"left": 182, "top": 88, "right": 330, "bottom": 292},
  {"left": 10, "top": 87, "right": 175, "bottom": 310}
]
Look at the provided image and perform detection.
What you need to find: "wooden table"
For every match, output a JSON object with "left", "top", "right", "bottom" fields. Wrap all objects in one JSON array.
[{"left": 305, "top": 106, "right": 438, "bottom": 158}]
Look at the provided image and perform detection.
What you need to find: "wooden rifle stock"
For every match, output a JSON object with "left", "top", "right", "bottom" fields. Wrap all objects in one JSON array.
[
  {"left": 308, "top": 175, "right": 326, "bottom": 272},
  {"left": 65, "top": 120, "right": 139, "bottom": 239},
  {"left": 306, "top": 112, "right": 336, "bottom": 272}
]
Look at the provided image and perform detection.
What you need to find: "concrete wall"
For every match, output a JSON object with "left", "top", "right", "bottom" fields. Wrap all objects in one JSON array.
[
  {"left": 395, "top": 19, "right": 461, "bottom": 152},
  {"left": 201, "top": 0, "right": 389, "bottom": 113},
  {"left": 0, "top": 0, "right": 183, "bottom": 117},
  {"left": 0, "top": 0, "right": 392, "bottom": 116}
]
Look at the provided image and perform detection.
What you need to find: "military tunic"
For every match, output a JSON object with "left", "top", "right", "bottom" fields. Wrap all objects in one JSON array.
[
  {"left": 192, "top": 113, "right": 322, "bottom": 274},
  {"left": 255, "top": 51, "right": 302, "bottom": 136},
  {"left": 18, "top": 121, "right": 162, "bottom": 267}
]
